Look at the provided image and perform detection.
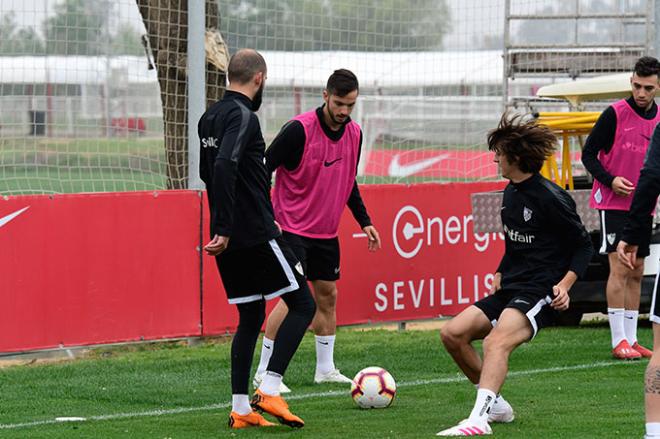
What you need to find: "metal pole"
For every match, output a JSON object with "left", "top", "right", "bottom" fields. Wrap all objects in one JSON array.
[
  {"left": 654, "top": 0, "right": 660, "bottom": 56},
  {"left": 187, "top": 0, "right": 206, "bottom": 190},
  {"left": 502, "top": 0, "right": 511, "bottom": 110}
]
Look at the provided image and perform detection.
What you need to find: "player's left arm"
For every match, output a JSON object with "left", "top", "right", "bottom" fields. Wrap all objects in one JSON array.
[
  {"left": 549, "top": 191, "right": 594, "bottom": 281},
  {"left": 347, "top": 130, "right": 381, "bottom": 251}
]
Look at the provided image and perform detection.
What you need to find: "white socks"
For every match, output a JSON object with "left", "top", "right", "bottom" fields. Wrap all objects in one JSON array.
[
  {"left": 647, "top": 422, "right": 660, "bottom": 437},
  {"left": 232, "top": 394, "right": 251, "bottom": 415},
  {"left": 259, "top": 371, "right": 283, "bottom": 396},
  {"left": 624, "top": 309, "right": 639, "bottom": 346},
  {"left": 315, "top": 335, "right": 336, "bottom": 375},
  {"left": 468, "top": 388, "right": 496, "bottom": 424},
  {"left": 258, "top": 334, "right": 338, "bottom": 380},
  {"left": 608, "top": 308, "right": 626, "bottom": 348},
  {"left": 256, "top": 337, "right": 274, "bottom": 377}
]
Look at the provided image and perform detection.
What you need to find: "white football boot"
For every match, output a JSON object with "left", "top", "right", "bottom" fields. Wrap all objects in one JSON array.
[
  {"left": 436, "top": 419, "right": 492, "bottom": 436},
  {"left": 488, "top": 396, "right": 515, "bottom": 423},
  {"left": 313, "top": 369, "right": 352, "bottom": 384}
]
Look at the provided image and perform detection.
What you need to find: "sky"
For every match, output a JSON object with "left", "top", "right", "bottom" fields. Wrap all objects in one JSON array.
[
  {"left": 0, "top": 0, "right": 503, "bottom": 50},
  {"left": 0, "top": 0, "right": 642, "bottom": 51}
]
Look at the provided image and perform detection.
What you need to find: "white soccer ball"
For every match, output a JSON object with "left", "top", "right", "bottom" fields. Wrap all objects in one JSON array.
[{"left": 350, "top": 366, "right": 396, "bottom": 409}]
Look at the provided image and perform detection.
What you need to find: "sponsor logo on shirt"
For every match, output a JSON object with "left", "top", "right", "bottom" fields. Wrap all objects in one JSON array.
[
  {"left": 503, "top": 224, "right": 535, "bottom": 244},
  {"left": 202, "top": 137, "right": 218, "bottom": 148},
  {"left": 324, "top": 158, "right": 343, "bottom": 167}
]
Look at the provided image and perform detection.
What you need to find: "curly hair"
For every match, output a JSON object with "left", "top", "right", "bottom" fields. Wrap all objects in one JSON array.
[{"left": 487, "top": 112, "right": 557, "bottom": 174}]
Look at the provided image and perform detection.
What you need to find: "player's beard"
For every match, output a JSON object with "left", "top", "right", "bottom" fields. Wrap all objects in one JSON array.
[
  {"left": 325, "top": 102, "right": 347, "bottom": 126},
  {"left": 252, "top": 83, "right": 264, "bottom": 112}
]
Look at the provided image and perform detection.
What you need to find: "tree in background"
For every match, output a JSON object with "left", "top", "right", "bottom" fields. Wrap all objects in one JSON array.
[
  {"left": 0, "top": 12, "right": 45, "bottom": 55},
  {"left": 43, "top": 0, "right": 112, "bottom": 55},
  {"left": 137, "top": 0, "right": 227, "bottom": 189},
  {"left": 220, "top": 0, "right": 451, "bottom": 52},
  {"left": 111, "top": 23, "right": 145, "bottom": 56}
]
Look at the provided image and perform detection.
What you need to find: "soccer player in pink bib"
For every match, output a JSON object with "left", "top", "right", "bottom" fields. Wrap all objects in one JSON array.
[
  {"left": 253, "top": 70, "right": 381, "bottom": 391},
  {"left": 582, "top": 56, "right": 660, "bottom": 360}
]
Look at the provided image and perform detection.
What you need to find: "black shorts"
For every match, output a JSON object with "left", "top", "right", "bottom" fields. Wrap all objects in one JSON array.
[
  {"left": 652, "top": 272, "right": 660, "bottom": 325},
  {"left": 281, "top": 230, "right": 340, "bottom": 281},
  {"left": 598, "top": 209, "right": 651, "bottom": 257},
  {"left": 215, "top": 237, "right": 304, "bottom": 304},
  {"left": 474, "top": 289, "right": 557, "bottom": 339}
]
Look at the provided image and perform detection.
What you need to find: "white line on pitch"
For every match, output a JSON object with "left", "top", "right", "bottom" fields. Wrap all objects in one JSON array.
[
  {"left": 352, "top": 233, "right": 367, "bottom": 238},
  {"left": 0, "top": 360, "right": 639, "bottom": 430}
]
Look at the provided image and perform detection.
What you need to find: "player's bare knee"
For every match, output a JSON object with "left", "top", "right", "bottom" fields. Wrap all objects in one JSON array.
[
  {"left": 482, "top": 331, "right": 514, "bottom": 356},
  {"left": 440, "top": 323, "right": 467, "bottom": 350}
]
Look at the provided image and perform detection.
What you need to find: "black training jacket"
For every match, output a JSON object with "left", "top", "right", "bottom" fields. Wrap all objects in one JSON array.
[
  {"left": 497, "top": 173, "right": 593, "bottom": 294},
  {"left": 198, "top": 90, "right": 279, "bottom": 251}
]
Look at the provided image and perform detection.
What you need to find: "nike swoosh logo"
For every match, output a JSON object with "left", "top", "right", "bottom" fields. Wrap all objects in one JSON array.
[
  {"left": 318, "top": 341, "right": 329, "bottom": 345},
  {"left": 0, "top": 206, "right": 30, "bottom": 228},
  {"left": 323, "top": 158, "right": 342, "bottom": 167},
  {"left": 388, "top": 154, "right": 449, "bottom": 177}
]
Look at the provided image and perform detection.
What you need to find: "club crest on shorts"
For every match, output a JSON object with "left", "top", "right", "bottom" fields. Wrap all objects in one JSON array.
[
  {"left": 523, "top": 206, "right": 532, "bottom": 222},
  {"left": 607, "top": 233, "right": 616, "bottom": 245},
  {"left": 295, "top": 262, "right": 304, "bottom": 276}
]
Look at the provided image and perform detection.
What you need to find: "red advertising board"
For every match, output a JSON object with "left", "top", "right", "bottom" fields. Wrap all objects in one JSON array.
[
  {"left": 201, "top": 182, "right": 506, "bottom": 333},
  {"left": 0, "top": 183, "right": 506, "bottom": 352},
  {"left": 0, "top": 191, "right": 202, "bottom": 352}
]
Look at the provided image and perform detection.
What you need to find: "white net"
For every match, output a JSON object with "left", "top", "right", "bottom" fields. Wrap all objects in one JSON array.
[
  {"left": 0, "top": 0, "right": 166, "bottom": 194},
  {"left": 0, "top": 0, "right": 654, "bottom": 193},
  {"left": 221, "top": 0, "right": 506, "bottom": 184}
]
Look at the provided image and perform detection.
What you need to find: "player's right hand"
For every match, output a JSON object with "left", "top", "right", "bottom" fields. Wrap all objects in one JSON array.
[
  {"left": 611, "top": 176, "right": 635, "bottom": 196},
  {"left": 616, "top": 240, "right": 638, "bottom": 270},
  {"left": 204, "top": 234, "right": 230, "bottom": 256}
]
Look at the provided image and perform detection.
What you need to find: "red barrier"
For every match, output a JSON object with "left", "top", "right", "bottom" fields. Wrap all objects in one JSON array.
[
  {"left": 201, "top": 182, "right": 506, "bottom": 334},
  {"left": 0, "top": 183, "right": 505, "bottom": 352},
  {"left": 0, "top": 191, "right": 202, "bottom": 352}
]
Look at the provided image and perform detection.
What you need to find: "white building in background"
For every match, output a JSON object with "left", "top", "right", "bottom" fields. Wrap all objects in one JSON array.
[{"left": 0, "top": 51, "right": 554, "bottom": 140}]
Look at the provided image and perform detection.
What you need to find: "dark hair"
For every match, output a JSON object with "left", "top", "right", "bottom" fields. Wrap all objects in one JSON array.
[
  {"left": 487, "top": 112, "right": 557, "bottom": 174},
  {"left": 326, "top": 69, "right": 359, "bottom": 97},
  {"left": 634, "top": 56, "right": 660, "bottom": 78},
  {"left": 227, "top": 49, "right": 267, "bottom": 84}
]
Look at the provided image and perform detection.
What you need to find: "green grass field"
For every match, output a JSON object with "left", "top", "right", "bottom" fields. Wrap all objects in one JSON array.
[
  {"left": 0, "top": 137, "right": 494, "bottom": 195},
  {"left": 0, "top": 323, "right": 651, "bottom": 438}
]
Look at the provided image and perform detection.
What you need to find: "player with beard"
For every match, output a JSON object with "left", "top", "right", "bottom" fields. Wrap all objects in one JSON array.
[
  {"left": 437, "top": 113, "right": 593, "bottom": 436},
  {"left": 581, "top": 56, "right": 660, "bottom": 360},
  {"left": 253, "top": 69, "right": 381, "bottom": 392},
  {"left": 199, "top": 49, "right": 315, "bottom": 429}
]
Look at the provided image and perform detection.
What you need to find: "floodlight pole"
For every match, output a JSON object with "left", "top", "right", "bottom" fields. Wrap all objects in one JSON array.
[
  {"left": 187, "top": 0, "right": 206, "bottom": 190},
  {"left": 655, "top": 0, "right": 660, "bottom": 57}
]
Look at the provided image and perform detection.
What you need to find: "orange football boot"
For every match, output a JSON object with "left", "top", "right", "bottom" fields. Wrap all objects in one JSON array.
[
  {"left": 228, "top": 410, "right": 275, "bottom": 429},
  {"left": 251, "top": 389, "right": 304, "bottom": 428}
]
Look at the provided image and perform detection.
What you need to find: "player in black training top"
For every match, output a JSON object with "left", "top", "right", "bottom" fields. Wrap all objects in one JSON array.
[
  {"left": 198, "top": 49, "right": 315, "bottom": 430},
  {"left": 437, "top": 113, "right": 593, "bottom": 437},
  {"left": 617, "top": 124, "right": 660, "bottom": 439}
]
